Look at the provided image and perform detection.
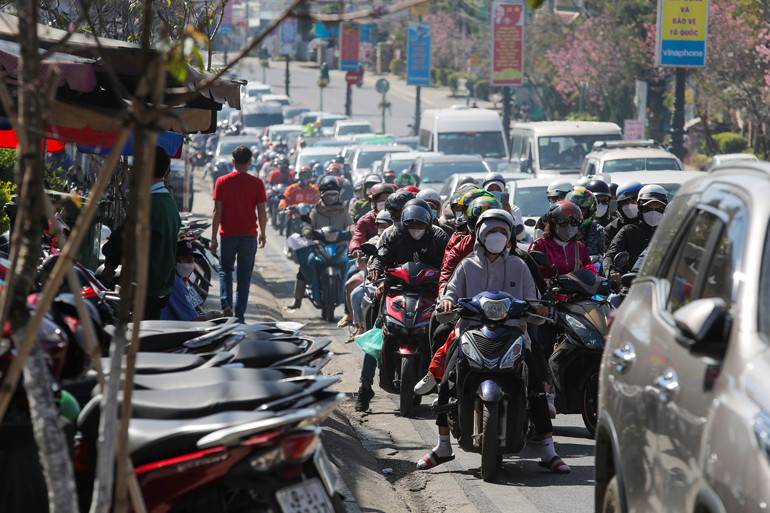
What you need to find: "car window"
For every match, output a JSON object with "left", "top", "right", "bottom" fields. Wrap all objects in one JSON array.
[
  {"left": 420, "top": 161, "right": 488, "bottom": 183},
  {"left": 386, "top": 159, "right": 415, "bottom": 173},
  {"left": 437, "top": 132, "right": 506, "bottom": 159},
  {"left": 337, "top": 124, "right": 373, "bottom": 135},
  {"left": 537, "top": 134, "right": 621, "bottom": 171},
  {"left": 639, "top": 193, "right": 697, "bottom": 278},
  {"left": 646, "top": 158, "right": 680, "bottom": 170},
  {"left": 510, "top": 135, "right": 523, "bottom": 161},
  {"left": 513, "top": 186, "right": 549, "bottom": 217}
]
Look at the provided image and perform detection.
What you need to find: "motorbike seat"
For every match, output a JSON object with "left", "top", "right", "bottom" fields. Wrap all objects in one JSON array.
[
  {"left": 99, "top": 353, "right": 205, "bottom": 375},
  {"left": 133, "top": 367, "right": 286, "bottom": 390},
  {"left": 228, "top": 340, "right": 303, "bottom": 367},
  {"left": 128, "top": 411, "right": 275, "bottom": 467}
]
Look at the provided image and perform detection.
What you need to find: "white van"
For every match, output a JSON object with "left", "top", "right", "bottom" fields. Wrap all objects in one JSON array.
[
  {"left": 508, "top": 121, "right": 622, "bottom": 179},
  {"left": 240, "top": 102, "right": 284, "bottom": 134},
  {"left": 418, "top": 108, "right": 509, "bottom": 172}
]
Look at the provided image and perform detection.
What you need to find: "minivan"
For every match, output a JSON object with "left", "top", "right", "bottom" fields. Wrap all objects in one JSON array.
[{"left": 508, "top": 121, "right": 621, "bottom": 179}]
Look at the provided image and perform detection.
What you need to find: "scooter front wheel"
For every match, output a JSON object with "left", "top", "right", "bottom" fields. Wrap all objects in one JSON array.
[
  {"left": 581, "top": 369, "right": 600, "bottom": 437},
  {"left": 480, "top": 401, "right": 500, "bottom": 482},
  {"left": 399, "top": 355, "right": 416, "bottom": 417}
]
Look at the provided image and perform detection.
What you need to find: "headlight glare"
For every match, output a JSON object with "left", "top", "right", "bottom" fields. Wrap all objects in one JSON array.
[
  {"left": 564, "top": 313, "right": 605, "bottom": 349},
  {"left": 500, "top": 336, "right": 525, "bottom": 369},
  {"left": 461, "top": 335, "right": 482, "bottom": 369}
]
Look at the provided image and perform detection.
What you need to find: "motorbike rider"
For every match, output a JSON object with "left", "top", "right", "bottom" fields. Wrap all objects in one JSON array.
[
  {"left": 604, "top": 180, "right": 642, "bottom": 248},
  {"left": 287, "top": 176, "right": 353, "bottom": 309},
  {"left": 273, "top": 135, "right": 287, "bottom": 154},
  {"left": 311, "top": 161, "right": 324, "bottom": 179},
  {"left": 565, "top": 187, "right": 605, "bottom": 257},
  {"left": 349, "top": 183, "right": 398, "bottom": 257},
  {"left": 603, "top": 184, "right": 667, "bottom": 281},
  {"left": 419, "top": 210, "right": 569, "bottom": 474},
  {"left": 482, "top": 172, "right": 525, "bottom": 240},
  {"left": 394, "top": 171, "right": 421, "bottom": 188},
  {"left": 609, "top": 182, "right": 619, "bottom": 216},
  {"left": 268, "top": 155, "right": 294, "bottom": 185},
  {"left": 382, "top": 169, "right": 397, "bottom": 184},
  {"left": 317, "top": 162, "right": 354, "bottom": 202},
  {"left": 584, "top": 179, "right": 614, "bottom": 228},
  {"left": 417, "top": 189, "right": 453, "bottom": 237},
  {"left": 278, "top": 166, "right": 319, "bottom": 209},
  {"left": 349, "top": 174, "right": 383, "bottom": 220},
  {"left": 529, "top": 201, "right": 598, "bottom": 280},
  {"left": 534, "top": 179, "right": 573, "bottom": 239},
  {"left": 355, "top": 201, "right": 449, "bottom": 412},
  {"left": 249, "top": 146, "right": 262, "bottom": 174}
]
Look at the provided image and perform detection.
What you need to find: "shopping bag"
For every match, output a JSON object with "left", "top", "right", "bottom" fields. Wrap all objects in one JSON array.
[{"left": 355, "top": 327, "right": 384, "bottom": 361}]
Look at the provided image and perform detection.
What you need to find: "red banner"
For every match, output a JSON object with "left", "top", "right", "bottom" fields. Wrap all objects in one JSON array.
[
  {"left": 340, "top": 22, "right": 360, "bottom": 71},
  {"left": 491, "top": 2, "right": 524, "bottom": 86}
]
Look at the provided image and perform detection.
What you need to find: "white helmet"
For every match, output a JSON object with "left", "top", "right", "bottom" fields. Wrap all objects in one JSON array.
[
  {"left": 546, "top": 179, "right": 573, "bottom": 199},
  {"left": 375, "top": 209, "right": 393, "bottom": 225},
  {"left": 416, "top": 189, "right": 441, "bottom": 208},
  {"left": 638, "top": 184, "right": 668, "bottom": 206}
]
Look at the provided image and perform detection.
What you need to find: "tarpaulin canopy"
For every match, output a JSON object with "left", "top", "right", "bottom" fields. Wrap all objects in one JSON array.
[
  {"left": 77, "top": 131, "right": 184, "bottom": 158},
  {"left": 0, "top": 130, "right": 65, "bottom": 151}
]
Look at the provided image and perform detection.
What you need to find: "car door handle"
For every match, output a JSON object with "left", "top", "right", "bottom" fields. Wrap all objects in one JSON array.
[
  {"left": 653, "top": 370, "right": 680, "bottom": 403},
  {"left": 611, "top": 343, "right": 636, "bottom": 374}
]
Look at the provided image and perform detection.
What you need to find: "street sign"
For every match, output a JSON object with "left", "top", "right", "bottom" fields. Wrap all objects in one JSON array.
[
  {"left": 340, "top": 22, "right": 360, "bottom": 71},
  {"left": 491, "top": 2, "right": 524, "bottom": 86},
  {"left": 624, "top": 120, "right": 646, "bottom": 140},
  {"left": 279, "top": 18, "right": 297, "bottom": 55},
  {"left": 655, "top": 0, "right": 709, "bottom": 67},
  {"left": 346, "top": 71, "right": 359, "bottom": 85},
  {"left": 376, "top": 78, "right": 389, "bottom": 95},
  {"left": 407, "top": 22, "right": 431, "bottom": 87}
]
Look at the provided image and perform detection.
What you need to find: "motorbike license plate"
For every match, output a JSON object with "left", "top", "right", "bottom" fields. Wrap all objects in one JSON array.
[{"left": 276, "top": 478, "right": 334, "bottom": 513}]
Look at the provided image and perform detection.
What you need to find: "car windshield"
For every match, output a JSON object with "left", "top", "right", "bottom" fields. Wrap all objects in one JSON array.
[
  {"left": 320, "top": 117, "right": 346, "bottom": 128},
  {"left": 513, "top": 186, "right": 549, "bottom": 217},
  {"left": 283, "top": 108, "right": 308, "bottom": 123},
  {"left": 243, "top": 113, "right": 284, "bottom": 128},
  {"left": 436, "top": 131, "right": 506, "bottom": 158},
  {"left": 270, "top": 129, "right": 301, "bottom": 140},
  {"left": 660, "top": 183, "right": 681, "bottom": 202},
  {"left": 602, "top": 157, "right": 681, "bottom": 173},
  {"left": 216, "top": 141, "right": 246, "bottom": 157},
  {"left": 298, "top": 152, "right": 336, "bottom": 168},
  {"left": 269, "top": 98, "right": 290, "bottom": 106},
  {"left": 248, "top": 88, "right": 270, "bottom": 97},
  {"left": 538, "top": 134, "right": 621, "bottom": 170},
  {"left": 356, "top": 150, "right": 405, "bottom": 169},
  {"left": 300, "top": 114, "right": 319, "bottom": 124},
  {"left": 420, "top": 161, "right": 488, "bottom": 183},
  {"left": 217, "top": 109, "right": 233, "bottom": 122},
  {"left": 337, "top": 124, "right": 373, "bottom": 135},
  {"left": 385, "top": 159, "right": 415, "bottom": 173},
  {"left": 312, "top": 140, "right": 350, "bottom": 147}
]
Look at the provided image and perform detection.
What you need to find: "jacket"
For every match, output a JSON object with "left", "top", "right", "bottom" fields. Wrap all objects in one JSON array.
[
  {"left": 278, "top": 183, "right": 319, "bottom": 209},
  {"left": 349, "top": 197, "right": 372, "bottom": 220},
  {"left": 435, "top": 219, "right": 454, "bottom": 238},
  {"left": 369, "top": 225, "right": 449, "bottom": 274},
  {"left": 528, "top": 237, "right": 597, "bottom": 280},
  {"left": 579, "top": 222, "right": 606, "bottom": 256},
  {"left": 349, "top": 210, "right": 378, "bottom": 252},
  {"left": 604, "top": 215, "right": 629, "bottom": 249},
  {"left": 302, "top": 200, "right": 353, "bottom": 237},
  {"left": 602, "top": 219, "right": 655, "bottom": 277},
  {"left": 439, "top": 231, "right": 474, "bottom": 293},
  {"left": 268, "top": 169, "right": 294, "bottom": 185}
]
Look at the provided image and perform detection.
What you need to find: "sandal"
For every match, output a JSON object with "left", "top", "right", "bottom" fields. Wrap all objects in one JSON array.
[
  {"left": 416, "top": 450, "right": 455, "bottom": 470},
  {"left": 538, "top": 455, "right": 571, "bottom": 474},
  {"left": 222, "top": 306, "right": 233, "bottom": 318},
  {"left": 346, "top": 325, "right": 361, "bottom": 343}
]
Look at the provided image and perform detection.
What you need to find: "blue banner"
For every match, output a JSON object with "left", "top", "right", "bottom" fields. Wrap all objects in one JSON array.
[
  {"left": 407, "top": 22, "right": 431, "bottom": 86},
  {"left": 314, "top": 23, "right": 339, "bottom": 39}
]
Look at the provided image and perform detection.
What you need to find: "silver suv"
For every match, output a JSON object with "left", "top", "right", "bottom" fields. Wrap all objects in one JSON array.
[
  {"left": 580, "top": 140, "right": 683, "bottom": 180},
  {"left": 596, "top": 161, "right": 770, "bottom": 513}
]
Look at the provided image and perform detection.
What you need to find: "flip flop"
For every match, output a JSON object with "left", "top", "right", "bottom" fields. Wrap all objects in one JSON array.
[
  {"left": 416, "top": 450, "right": 455, "bottom": 470},
  {"left": 538, "top": 455, "right": 571, "bottom": 474}
]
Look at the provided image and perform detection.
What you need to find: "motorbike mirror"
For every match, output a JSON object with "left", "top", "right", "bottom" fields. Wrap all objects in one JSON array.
[
  {"left": 360, "top": 243, "right": 378, "bottom": 257},
  {"left": 614, "top": 251, "right": 630, "bottom": 269},
  {"left": 300, "top": 214, "right": 312, "bottom": 224},
  {"left": 515, "top": 225, "right": 524, "bottom": 236},
  {"left": 541, "top": 292, "right": 555, "bottom": 302},
  {"left": 529, "top": 250, "right": 551, "bottom": 269},
  {"left": 620, "top": 273, "right": 637, "bottom": 288},
  {"left": 524, "top": 218, "right": 537, "bottom": 227}
]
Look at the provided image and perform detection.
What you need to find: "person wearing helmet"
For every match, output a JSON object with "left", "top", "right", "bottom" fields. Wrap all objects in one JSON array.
[
  {"left": 482, "top": 172, "right": 526, "bottom": 241},
  {"left": 394, "top": 171, "right": 421, "bottom": 188},
  {"left": 382, "top": 189, "right": 415, "bottom": 231},
  {"left": 604, "top": 180, "right": 642, "bottom": 248},
  {"left": 482, "top": 172, "right": 506, "bottom": 194},
  {"left": 608, "top": 183, "right": 619, "bottom": 216},
  {"left": 458, "top": 175, "right": 477, "bottom": 187},
  {"left": 250, "top": 146, "right": 262, "bottom": 173},
  {"left": 383, "top": 169, "right": 397, "bottom": 184},
  {"left": 535, "top": 180, "right": 574, "bottom": 239},
  {"left": 349, "top": 183, "right": 398, "bottom": 258},
  {"left": 349, "top": 174, "right": 383, "bottom": 219},
  {"left": 529, "top": 201, "right": 598, "bottom": 280},
  {"left": 584, "top": 179, "right": 613, "bottom": 228},
  {"left": 603, "top": 184, "right": 668, "bottom": 281},
  {"left": 565, "top": 187, "right": 606, "bottom": 257},
  {"left": 268, "top": 155, "right": 293, "bottom": 185},
  {"left": 442, "top": 183, "right": 476, "bottom": 225},
  {"left": 311, "top": 161, "right": 324, "bottom": 178},
  {"left": 419, "top": 210, "right": 569, "bottom": 474},
  {"left": 417, "top": 189, "right": 453, "bottom": 236},
  {"left": 317, "top": 162, "right": 355, "bottom": 203},
  {"left": 279, "top": 166, "right": 319, "bottom": 210},
  {"left": 287, "top": 176, "right": 353, "bottom": 309},
  {"left": 273, "top": 135, "right": 287, "bottom": 154}
]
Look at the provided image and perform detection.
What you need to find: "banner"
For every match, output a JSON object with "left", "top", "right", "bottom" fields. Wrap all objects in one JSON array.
[
  {"left": 491, "top": 2, "right": 524, "bottom": 86},
  {"left": 624, "top": 120, "right": 645, "bottom": 140},
  {"left": 655, "top": 0, "right": 709, "bottom": 67},
  {"left": 360, "top": 24, "right": 373, "bottom": 64},
  {"left": 219, "top": 2, "right": 233, "bottom": 33},
  {"left": 407, "top": 22, "right": 431, "bottom": 86},
  {"left": 279, "top": 18, "right": 296, "bottom": 55},
  {"left": 340, "top": 22, "right": 360, "bottom": 71}
]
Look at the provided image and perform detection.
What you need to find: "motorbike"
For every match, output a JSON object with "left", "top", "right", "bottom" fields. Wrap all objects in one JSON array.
[
  {"left": 296, "top": 223, "right": 352, "bottom": 322},
  {"left": 432, "top": 291, "right": 539, "bottom": 482},
  {"left": 268, "top": 183, "right": 289, "bottom": 228},
  {"left": 281, "top": 202, "right": 311, "bottom": 238},
  {"left": 529, "top": 250, "right": 616, "bottom": 436}
]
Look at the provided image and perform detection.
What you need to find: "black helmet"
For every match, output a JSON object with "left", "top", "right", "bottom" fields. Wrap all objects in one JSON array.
[
  {"left": 609, "top": 182, "right": 619, "bottom": 197},
  {"left": 384, "top": 190, "right": 416, "bottom": 215},
  {"left": 277, "top": 156, "right": 290, "bottom": 170},
  {"left": 335, "top": 155, "right": 346, "bottom": 164},
  {"left": 404, "top": 198, "right": 433, "bottom": 215},
  {"left": 370, "top": 183, "right": 396, "bottom": 202},
  {"left": 401, "top": 204, "right": 432, "bottom": 228},
  {"left": 585, "top": 179, "right": 611, "bottom": 198},
  {"left": 458, "top": 175, "right": 477, "bottom": 187},
  {"left": 319, "top": 175, "right": 341, "bottom": 193}
]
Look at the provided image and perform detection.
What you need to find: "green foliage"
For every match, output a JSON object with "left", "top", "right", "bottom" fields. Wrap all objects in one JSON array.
[
  {"left": 709, "top": 132, "right": 749, "bottom": 154},
  {"left": 565, "top": 111, "right": 600, "bottom": 121},
  {"left": 448, "top": 72, "right": 474, "bottom": 94},
  {"left": 474, "top": 80, "right": 498, "bottom": 101},
  {"left": 0, "top": 181, "right": 14, "bottom": 233},
  {"left": 431, "top": 67, "right": 453, "bottom": 86},
  {"left": 45, "top": 167, "right": 67, "bottom": 193},
  {"left": 389, "top": 58, "right": 405, "bottom": 77},
  {"left": 0, "top": 149, "right": 15, "bottom": 183},
  {"left": 317, "top": 78, "right": 329, "bottom": 88},
  {"left": 273, "top": 55, "right": 287, "bottom": 61},
  {"left": 320, "top": 3, "right": 343, "bottom": 14}
]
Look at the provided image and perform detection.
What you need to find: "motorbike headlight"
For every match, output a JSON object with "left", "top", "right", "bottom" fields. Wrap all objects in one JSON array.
[
  {"left": 500, "top": 336, "right": 526, "bottom": 369},
  {"left": 564, "top": 313, "right": 605, "bottom": 349},
  {"left": 461, "top": 334, "right": 482, "bottom": 369},
  {"left": 478, "top": 297, "right": 511, "bottom": 321},
  {"left": 324, "top": 231, "right": 338, "bottom": 243}
]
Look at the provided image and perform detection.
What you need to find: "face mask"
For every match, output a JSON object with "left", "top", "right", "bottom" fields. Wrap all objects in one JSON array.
[
  {"left": 484, "top": 233, "right": 509, "bottom": 254},
  {"left": 376, "top": 201, "right": 386, "bottom": 212},
  {"left": 489, "top": 191, "right": 503, "bottom": 202},
  {"left": 596, "top": 204, "right": 608, "bottom": 218},
  {"left": 409, "top": 228, "right": 426, "bottom": 240},
  {"left": 621, "top": 204, "right": 638, "bottom": 219},
  {"left": 555, "top": 225, "right": 578, "bottom": 242},
  {"left": 643, "top": 211, "right": 664, "bottom": 227},
  {"left": 176, "top": 263, "right": 194, "bottom": 282},
  {"left": 431, "top": 208, "right": 438, "bottom": 220},
  {"left": 609, "top": 199, "right": 618, "bottom": 215},
  {"left": 321, "top": 193, "right": 339, "bottom": 205},
  {"left": 378, "top": 227, "right": 387, "bottom": 235},
  {"left": 300, "top": 179, "right": 310, "bottom": 187}
]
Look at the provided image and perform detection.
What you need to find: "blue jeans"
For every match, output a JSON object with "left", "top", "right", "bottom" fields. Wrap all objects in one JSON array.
[
  {"left": 219, "top": 235, "right": 257, "bottom": 322},
  {"left": 351, "top": 284, "right": 365, "bottom": 325},
  {"left": 360, "top": 353, "right": 377, "bottom": 385}
]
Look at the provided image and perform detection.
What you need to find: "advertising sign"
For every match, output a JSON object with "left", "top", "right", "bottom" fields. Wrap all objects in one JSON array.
[
  {"left": 219, "top": 2, "right": 233, "bottom": 33},
  {"left": 407, "top": 22, "right": 431, "bottom": 86},
  {"left": 624, "top": 120, "right": 646, "bottom": 140},
  {"left": 655, "top": 0, "right": 709, "bottom": 67},
  {"left": 279, "top": 19, "right": 297, "bottom": 55},
  {"left": 491, "top": 2, "right": 524, "bottom": 86},
  {"left": 360, "top": 24, "right": 373, "bottom": 65},
  {"left": 340, "top": 22, "right": 360, "bottom": 71}
]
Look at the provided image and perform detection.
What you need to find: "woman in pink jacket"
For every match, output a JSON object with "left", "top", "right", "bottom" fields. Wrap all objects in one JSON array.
[{"left": 528, "top": 201, "right": 598, "bottom": 279}]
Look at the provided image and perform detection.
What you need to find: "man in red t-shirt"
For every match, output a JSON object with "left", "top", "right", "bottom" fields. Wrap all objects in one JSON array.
[{"left": 211, "top": 146, "right": 268, "bottom": 322}]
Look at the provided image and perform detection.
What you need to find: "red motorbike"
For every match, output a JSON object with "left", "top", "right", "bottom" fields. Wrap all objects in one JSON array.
[{"left": 378, "top": 262, "right": 439, "bottom": 417}]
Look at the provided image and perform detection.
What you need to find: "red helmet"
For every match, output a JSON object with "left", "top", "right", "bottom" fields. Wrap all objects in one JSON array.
[
  {"left": 328, "top": 163, "right": 343, "bottom": 176},
  {"left": 399, "top": 185, "right": 420, "bottom": 194}
]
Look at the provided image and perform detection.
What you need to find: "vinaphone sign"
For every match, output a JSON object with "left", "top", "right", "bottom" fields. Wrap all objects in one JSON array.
[{"left": 655, "top": 0, "right": 710, "bottom": 67}]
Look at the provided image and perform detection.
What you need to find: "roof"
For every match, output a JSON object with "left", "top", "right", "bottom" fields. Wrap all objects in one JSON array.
[
  {"left": 268, "top": 124, "right": 304, "bottom": 131},
  {"left": 298, "top": 146, "right": 341, "bottom": 155},
  {"left": 508, "top": 178, "right": 560, "bottom": 188},
  {"left": 512, "top": 121, "right": 621, "bottom": 136},
  {"left": 422, "top": 108, "right": 501, "bottom": 121},
  {"left": 417, "top": 154, "right": 484, "bottom": 162},
  {"left": 596, "top": 170, "right": 703, "bottom": 186},
  {"left": 454, "top": 171, "right": 529, "bottom": 179},
  {"left": 355, "top": 144, "right": 412, "bottom": 152},
  {"left": 335, "top": 119, "right": 373, "bottom": 125},
  {"left": 589, "top": 147, "right": 678, "bottom": 160},
  {"left": 383, "top": 151, "right": 435, "bottom": 160},
  {"left": 261, "top": 94, "right": 290, "bottom": 101},
  {"left": 242, "top": 102, "right": 283, "bottom": 114},
  {"left": 217, "top": 135, "right": 263, "bottom": 143}
]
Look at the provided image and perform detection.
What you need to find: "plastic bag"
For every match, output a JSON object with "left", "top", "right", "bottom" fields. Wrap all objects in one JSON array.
[
  {"left": 286, "top": 233, "right": 315, "bottom": 251},
  {"left": 355, "top": 327, "right": 384, "bottom": 361}
]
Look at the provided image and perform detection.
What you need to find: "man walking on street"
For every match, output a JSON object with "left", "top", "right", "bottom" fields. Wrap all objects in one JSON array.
[{"left": 211, "top": 146, "right": 268, "bottom": 322}]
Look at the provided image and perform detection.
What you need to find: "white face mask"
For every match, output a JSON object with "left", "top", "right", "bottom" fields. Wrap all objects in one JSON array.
[
  {"left": 643, "top": 211, "right": 664, "bottom": 227},
  {"left": 377, "top": 227, "right": 387, "bottom": 235},
  {"left": 394, "top": 221, "right": 402, "bottom": 229},
  {"left": 176, "top": 262, "right": 195, "bottom": 282},
  {"left": 408, "top": 228, "right": 426, "bottom": 240},
  {"left": 621, "top": 204, "right": 638, "bottom": 219},
  {"left": 484, "top": 233, "right": 509, "bottom": 254},
  {"left": 596, "top": 204, "right": 608, "bottom": 218},
  {"left": 375, "top": 201, "right": 386, "bottom": 212},
  {"left": 555, "top": 225, "right": 578, "bottom": 242}
]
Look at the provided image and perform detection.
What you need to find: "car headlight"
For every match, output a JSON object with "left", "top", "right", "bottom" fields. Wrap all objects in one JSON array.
[
  {"left": 499, "top": 336, "right": 526, "bottom": 369},
  {"left": 461, "top": 334, "right": 482, "bottom": 369},
  {"left": 479, "top": 297, "right": 511, "bottom": 321},
  {"left": 324, "top": 231, "right": 338, "bottom": 243},
  {"left": 564, "top": 313, "right": 605, "bottom": 349}
]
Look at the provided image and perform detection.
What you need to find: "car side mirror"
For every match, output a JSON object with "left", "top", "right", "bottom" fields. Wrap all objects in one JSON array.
[
  {"left": 613, "top": 251, "right": 630, "bottom": 269},
  {"left": 524, "top": 218, "right": 536, "bottom": 227},
  {"left": 300, "top": 214, "right": 312, "bottom": 224},
  {"left": 360, "top": 243, "right": 378, "bottom": 257},
  {"left": 672, "top": 297, "right": 729, "bottom": 358},
  {"left": 620, "top": 273, "right": 636, "bottom": 288},
  {"left": 529, "top": 250, "right": 551, "bottom": 269}
]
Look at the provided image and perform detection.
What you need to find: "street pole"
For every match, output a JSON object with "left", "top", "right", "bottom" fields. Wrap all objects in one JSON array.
[
  {"left": 502, "top": 86, "right": 511, "bottom": 144},
  {"left": 670, "top": 67, "right": 687, "bottom": 161},
  {"left": 578, "top": 81, "right": 584, "bottom": 116},
  {"left": 381, "top": 92, "right": 386, "bottom": 133},
  {"left": 320, "top": 87, "right": 324, "bottom": 111},
  {"left": 414, "top": 86, "right": 421, "bottom": 136},
  {"left": 285, "top": 55, "right": 290, "bottom": 96},
  {"left": 345, "top": 83, "right": 352, "bottom": 117}
]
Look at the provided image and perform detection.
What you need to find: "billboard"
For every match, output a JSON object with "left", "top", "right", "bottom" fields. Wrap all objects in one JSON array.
[
  {"left": 219, "top": 1, "right": 233, "bottom": 33},
  {"left": 340, "top": 22, "right": 360, "bottom": 71},
  {"left": 655, "top": 0, "right": 709, "bottom": 67},
  {"left": 407, "top": 22, "right": 431, "bottom": 86},
  {"left": 491, "top": 2, "right": 524, "bottom": 86},
  {"left": 279, "top": 19, "right": 296, "bottom": 55}
]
